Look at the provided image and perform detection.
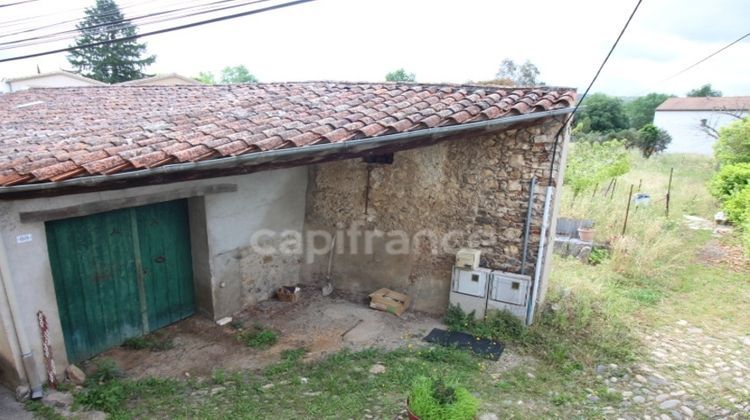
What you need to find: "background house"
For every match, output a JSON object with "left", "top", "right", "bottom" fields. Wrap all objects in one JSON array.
[
  {"left": 1, "top": 71, "right": 105, "bottom": 93},
  {"left": 0, "top": 82, "right": 574, "bottom": 389},
  {"left": 116, "top": 73, "right": 200, "bottom": 86},
  {"left": 2, "top": 71, "right": 198, "bottom": 92},
  {"left": 654, "top": 96, "right": 750, "bottom": 155}
]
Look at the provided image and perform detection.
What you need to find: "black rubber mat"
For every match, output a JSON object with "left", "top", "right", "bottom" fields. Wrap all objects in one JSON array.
[{"left": 423, "top": 328, "right": 504, "bottom": 360}]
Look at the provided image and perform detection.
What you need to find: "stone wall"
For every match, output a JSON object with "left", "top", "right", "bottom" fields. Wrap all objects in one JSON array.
[{"left": 301, "top": 116, "right": 567, "bottom": 314}]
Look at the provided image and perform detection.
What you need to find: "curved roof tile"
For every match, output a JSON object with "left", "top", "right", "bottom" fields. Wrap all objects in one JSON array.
[{"left": 0, "top": 81, "right": 575, "bottom": 186}]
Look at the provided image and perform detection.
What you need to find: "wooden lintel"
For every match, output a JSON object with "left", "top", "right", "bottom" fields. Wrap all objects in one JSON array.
[{"left": 19, "top": 183, "right": 237, "bottom": 223}]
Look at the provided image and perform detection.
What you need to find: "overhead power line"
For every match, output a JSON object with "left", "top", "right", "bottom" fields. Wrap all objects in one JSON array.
[
  {"left": 661, "top": 31, "right": 750, "bottom": 82},
  {"left": 547, "top": 0, "right": 644, "bottom": 185},
  {"left": 0, "top": 0, "right": 316, "bottom": 63},
  {"left": 0, "top": 0, "right": 205, "bottom": 38},
  {"left": 0, "top": 0, "right": 259, "bottom": 49},
  {"left": 0, "top": 0, "right": 39, "bottom": 8},
  {"left": 0, "top": 0, "right": 151, "bottom": 29}
]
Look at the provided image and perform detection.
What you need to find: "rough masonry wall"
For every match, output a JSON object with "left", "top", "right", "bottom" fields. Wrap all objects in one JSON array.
[{"left": 301, "top": 117, "right": 566, "bottom": 314}]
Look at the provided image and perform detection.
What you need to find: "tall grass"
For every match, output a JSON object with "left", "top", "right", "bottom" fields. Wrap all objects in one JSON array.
[
  {"left": 563, "top": 152, "right": 714, "bottom": 282},
  {"left": 540, "top": 152, "right": 724, "bottom": 366}
]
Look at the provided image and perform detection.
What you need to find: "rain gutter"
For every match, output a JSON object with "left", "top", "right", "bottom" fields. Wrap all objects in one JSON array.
[{"left": 0, "top": 107, "right": 574, "bottom": 196}]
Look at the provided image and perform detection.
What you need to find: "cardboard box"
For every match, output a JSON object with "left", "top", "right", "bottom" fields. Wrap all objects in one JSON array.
[
  {"left": 277, "top": 286, "right": 300, "bottom": 302},
  {"left": 369, "top": 288, "right": 412, "bottom": 316}
]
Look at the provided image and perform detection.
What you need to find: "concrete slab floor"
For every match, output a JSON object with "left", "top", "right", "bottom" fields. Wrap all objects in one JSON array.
[
  {"left": 0, "top": 386, "right": 32, "bottom": 420},
  {"left": 93, "top": 287, "right": 445, "bottom": 379}
]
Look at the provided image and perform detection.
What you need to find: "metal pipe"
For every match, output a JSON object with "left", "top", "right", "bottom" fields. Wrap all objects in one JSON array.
[
  {"left": 0, "top": 107, "right": 574, "bottom": 196},
  {"left": 526, "top": 186, "right": 554, "bottom": 326},
  {"left": 0, "top": 237, "right": 43, "bottom": 398},
  {"left": 520, "top": 177, "right": 537, "bottom": 275}
]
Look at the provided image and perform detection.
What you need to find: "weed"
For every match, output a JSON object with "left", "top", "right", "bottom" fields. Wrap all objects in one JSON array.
[
  {"left": 265, "top": 347, "right": 308, "bottom": 376},
  {"left": 211, "top": 368, "right": 227, "bottom": 385},
  {"left": 408, "top": 376, "right": 479, "bottom": 420},
  {"left": 415, "top": 346, "right": 478, "bottom": 370},
  {"left": 587, "top": 247, "right": 610, "bottom": 265},
  {"left": 280, "top": 347, "right": 307, "bottom": 362},
  {"left": 596, "top": 387, "right": 623, "bottom": 403},
  {"left": 236, "top": 325, "right": 278, "bottom": 349},
  {"left": 122, "top": 334, "right": 174, "bottom": 352},
  {"left": 87, "top": 358, "right": 122, "bottom": 385},
  {"left": 76, "top": 380, "right": 126, "bottom": 413},
  {"left": 25, "top": 400, "right": 64, "bottom": 420}
]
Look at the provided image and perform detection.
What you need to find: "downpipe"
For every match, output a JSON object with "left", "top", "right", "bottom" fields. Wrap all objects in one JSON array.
[
  {"left": 526, "top": 186, "right": 554, "bottom": 326},
  {"left": 0, "top": 238, "right": 43, "bottom": 398}
]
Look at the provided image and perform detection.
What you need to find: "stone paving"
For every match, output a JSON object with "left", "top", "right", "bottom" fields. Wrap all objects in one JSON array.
[{"left": 588, "top": 320, "right": 750, "bottom": 419}]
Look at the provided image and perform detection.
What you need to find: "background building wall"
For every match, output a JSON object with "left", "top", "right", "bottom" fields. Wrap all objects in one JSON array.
[
  {"left": 301, "top": 117, "right": 566, "bottom": 314},
  {"left": 2, "top": 74, "right": 104, "bottom": 93},
  {"left": 654, "top": 110, "right": 748, "bottom": 155}
]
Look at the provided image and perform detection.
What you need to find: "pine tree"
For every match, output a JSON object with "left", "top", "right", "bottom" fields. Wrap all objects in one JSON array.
[{"left": 67, "top": 0, "right": 156, "bottom": 83}]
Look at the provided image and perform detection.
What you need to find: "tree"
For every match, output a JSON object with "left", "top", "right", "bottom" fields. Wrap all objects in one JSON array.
[
  {"left": 67, "top": 0, "right": 155, "bottom": 83},
  {"left": 625, "top": 93, "right": 671, "bottom": 130},
  {"left": 714, "top": 116, "right": 750, "bottom": 165},
  {"left": 474, "top": 78, "right": 515, "bottom": 86},
  {"left": 194, "top": 71, "right": 216, "bottom": 85},
  {"left": 632, "top": 124, "right": 671, "bottom": 158},
  {"left": 220, "top": 65, "right": 258, "bottom": 83},
  {"left": 687, "top": 83, "right": 722, "bottom": 97},
  {"left": 495, "top": 59, "right": 542, "bottom": 86},
  {"left": 575, "top": 93, "right": 629, "bottom": 133},
  {"left": 194, "top": 65, "right": 258, "bottom": 84},
  {"left": 385, "top": 68, "right": 416, "bottom": 82}
]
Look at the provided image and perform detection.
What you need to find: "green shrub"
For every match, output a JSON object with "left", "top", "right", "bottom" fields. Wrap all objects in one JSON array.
[
  {"left": 444, "top": 304, "right": 477, "bottom": 332},
  {"left": 408, "top": 376, "right": 479, "bottom": 420},
  {"left": 710, "top": 163, "right": 750, "bottom": 201},
  {"left": 633, "top": 124, "right": 671, "bottom": 158},
  {"left": 723, "top": 186, "right": 750, "bottom": 225},
  {"left": 564, "top": 140, "right": 631, "bottom": 196},
  {"left": 715, "top": 116, "right": 750, "bottom": 165}
]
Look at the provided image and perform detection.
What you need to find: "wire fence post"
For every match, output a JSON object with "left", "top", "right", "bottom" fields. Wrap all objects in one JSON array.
[
  {"left": 622, "top": 184, "right": 635, "bottom": 236},
  {"left": 609, "top": 178, "right": 618, "bottom": 200},
  {"left": 666, "top": 168, "right": 674, "bottom": 217}
]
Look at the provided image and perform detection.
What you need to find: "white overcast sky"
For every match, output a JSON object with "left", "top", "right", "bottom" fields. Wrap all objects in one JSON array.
[{"left": 0, "top": 0, "right": 748, "bottom": 97}]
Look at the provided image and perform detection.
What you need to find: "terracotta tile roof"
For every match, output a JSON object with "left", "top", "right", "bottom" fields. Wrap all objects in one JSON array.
[
  {"left": 0, "top": 82, "right": 575, "bottom": 187},
  {"left": 656, "top": 96, "right": 750, "bottom": 111}
]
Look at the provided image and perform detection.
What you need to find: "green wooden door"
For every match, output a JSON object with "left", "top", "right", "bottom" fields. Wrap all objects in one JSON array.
[{"left": 47, "top": 200, "right": 195, "bottom": 363}]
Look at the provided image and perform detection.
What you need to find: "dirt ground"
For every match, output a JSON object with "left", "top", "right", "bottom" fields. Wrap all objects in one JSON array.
[{"left": 96, "top": 287, "right": 449, "bottom": 379}]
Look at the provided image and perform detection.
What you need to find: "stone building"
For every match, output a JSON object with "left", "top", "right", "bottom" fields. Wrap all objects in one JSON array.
[{"left": 0, "top": 82, "right": 575, "bottom": 389}]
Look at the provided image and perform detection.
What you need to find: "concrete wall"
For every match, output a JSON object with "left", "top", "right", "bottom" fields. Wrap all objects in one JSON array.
[
  {"left": 0, "top": 270, "right": 22, "bottom": 387},
  {"left": 301, "top": 117, "right": 567, "bottom": 314},
  {"left": 0, "top": 167, "right": 307, "bottom": 386},
  {"left": 654, "top": 110, "right": 748, "bottom": 155}
]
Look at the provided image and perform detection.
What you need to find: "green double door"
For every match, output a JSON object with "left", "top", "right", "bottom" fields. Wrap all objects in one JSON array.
[{"left": 46, "top": 200, "right": 195, "bottom": 362}]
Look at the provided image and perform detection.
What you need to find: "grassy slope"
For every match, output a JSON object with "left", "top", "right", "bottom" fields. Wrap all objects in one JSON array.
[{"left": 27, "top": 153, "right": 749, "bottom": 419}]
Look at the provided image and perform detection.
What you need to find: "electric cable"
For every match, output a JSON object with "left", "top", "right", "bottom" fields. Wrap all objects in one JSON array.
[
  {"left": 0, "top": 0, "right": 316, "bottom": 63},
  {"left": 547, "top": 0, "right": 644, "bottom": 186}
]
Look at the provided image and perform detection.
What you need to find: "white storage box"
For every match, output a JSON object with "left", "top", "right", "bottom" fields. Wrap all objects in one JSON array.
[{"left": 455, "top": 248, "right": 481, "bottom": 269}]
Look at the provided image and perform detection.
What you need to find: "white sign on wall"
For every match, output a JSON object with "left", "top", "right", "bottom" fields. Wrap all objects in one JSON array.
[{"left": 16, "top": 234, "right": 32, "bottom": 244}]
